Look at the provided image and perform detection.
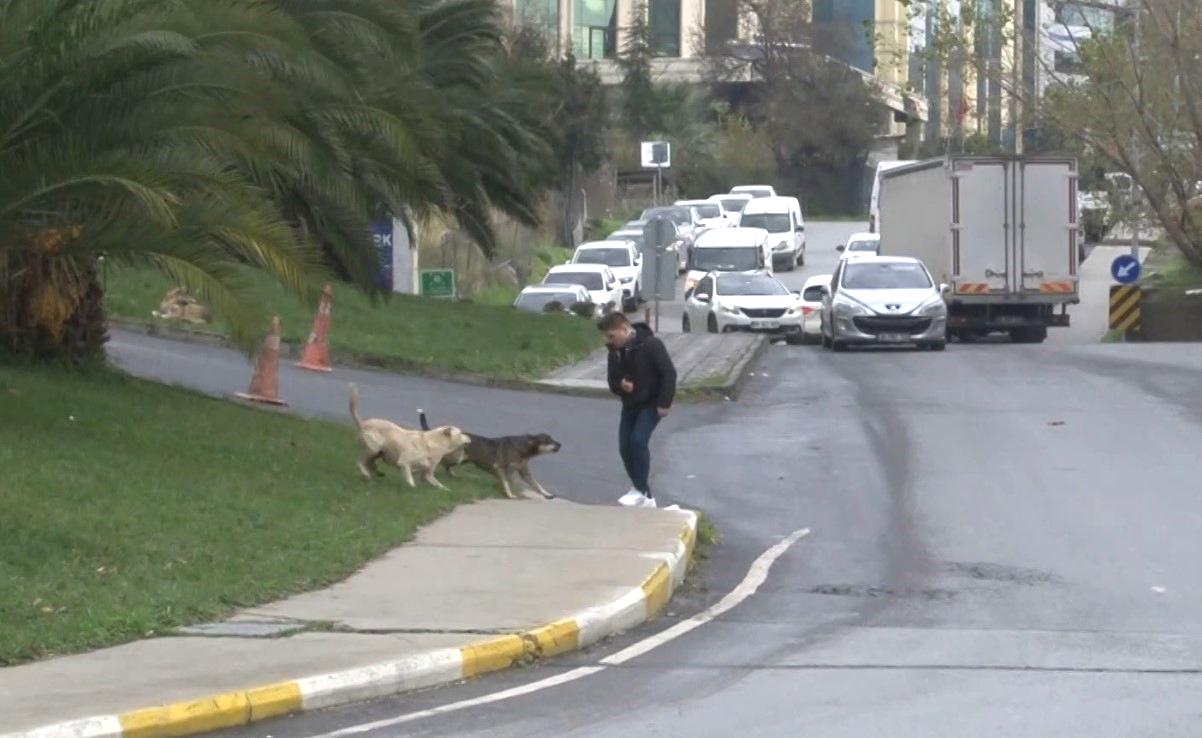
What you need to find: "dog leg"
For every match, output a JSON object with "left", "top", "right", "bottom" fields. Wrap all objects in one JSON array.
[
  {"left": 400, "top": 463, "right": 417, "bottom": 488},
  {"left": 357, "top": 451, "right": 377, "bottom": 481},
  {"left": 424, "top": 466, "right": 449, "bottom": 491},
  {"left": 517, "top": 464, "right": 555, "bottom": 500},
  {"left": 494, "top": 467, "right": 517, "bottom": 499}
]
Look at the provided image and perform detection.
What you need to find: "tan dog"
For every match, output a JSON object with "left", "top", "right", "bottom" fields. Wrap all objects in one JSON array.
[
  {"left": 152, "top": 287, "right": 213, "bottom": 325},
  {"left": 349, "top": 384, "right": 469, "bottom": 490}
]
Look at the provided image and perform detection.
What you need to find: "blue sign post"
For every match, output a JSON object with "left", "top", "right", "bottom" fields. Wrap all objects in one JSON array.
[{"left": 1110, "top": 254, "right": 1141, "bottom": 284}]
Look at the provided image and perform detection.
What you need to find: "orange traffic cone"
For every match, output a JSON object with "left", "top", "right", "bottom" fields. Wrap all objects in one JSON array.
[
  {"left": 236, "top": 316, "right": 287, "bottom": 406},
  {"left": 297, "top": 284, "right": 334, "bottom": 372}
]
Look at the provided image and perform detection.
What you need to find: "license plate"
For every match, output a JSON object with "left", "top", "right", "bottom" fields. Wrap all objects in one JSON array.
[
  {"left": 878, "top": 333, "right": 908, "bottom": 343},
  {"left": 750, "top": 320, "right": 780, "bottom": 329}
]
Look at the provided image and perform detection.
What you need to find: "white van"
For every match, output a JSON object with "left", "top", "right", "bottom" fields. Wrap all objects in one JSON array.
[
  {"left": 868, "top": 160, "right": 917, "bottom": 232},
  {"left": 685, "top": 227, "right": 771, "bottom": 294},
  {"left": 737, "top": 196, "right": 805, "bottom": 270}
]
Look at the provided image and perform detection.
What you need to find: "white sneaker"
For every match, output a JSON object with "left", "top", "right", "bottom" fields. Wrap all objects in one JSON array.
[
  {"left": 638, "top": 496, "right": 658, "bottom": 509},
  {"left": 618, "top": 489, "right": 645, "bottom": 507}
]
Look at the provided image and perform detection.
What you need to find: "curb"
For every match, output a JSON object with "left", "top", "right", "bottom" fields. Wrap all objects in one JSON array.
[
  {"left": 2, "top": 512, "right": 697, "bottom": 738},
  {"left": 109, "top": 320, "right": 757, "bottom": 404}
]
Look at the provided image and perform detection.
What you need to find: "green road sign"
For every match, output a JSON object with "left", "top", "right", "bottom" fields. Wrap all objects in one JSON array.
[{"left": 420, "top": 269, "right": 455, "bottom": 298}]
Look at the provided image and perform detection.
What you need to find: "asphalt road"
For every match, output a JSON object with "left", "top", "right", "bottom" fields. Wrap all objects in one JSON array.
[{"left": 109, "top": 221, "right": 1202, "bottom": 737}]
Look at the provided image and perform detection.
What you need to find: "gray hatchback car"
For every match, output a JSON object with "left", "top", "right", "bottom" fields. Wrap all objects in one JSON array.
[{"left": 820, "top": 255, "right": 949, "bottom": 351}]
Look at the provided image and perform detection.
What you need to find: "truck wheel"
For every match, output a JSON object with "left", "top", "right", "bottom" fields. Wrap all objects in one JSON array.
[
  {"left": 707, "top": 314, "right": 719, "bottom": 334},
  {"left": 1010, "top": 326, "right": 1047, "bottom": 344}
]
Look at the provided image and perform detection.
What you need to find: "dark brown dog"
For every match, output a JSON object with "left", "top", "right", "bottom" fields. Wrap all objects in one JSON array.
[{"left": 419, "top": 411, "right": 561, "bottom": 499}]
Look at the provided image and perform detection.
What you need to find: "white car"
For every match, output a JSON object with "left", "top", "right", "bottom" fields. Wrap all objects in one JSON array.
[
  {"left": 685, "top": 227, "right": 771, "bottom": 294},
  {"left": 513, "top": 284, "right": 592, "bottom": 315},
  {"left": 799, "top": 274, "right": 831, "bottom": 343},
  {"left": 542, "top": 263, "right": 623, "bottom": 315},
  {"left": 738, "top": 196, "right": 806, "bottom": 270},
  {"left": 571, "top": 240, "right": 642, "bottom": 311},
  {"left": 674, "top": 199, "right": 727, "bottom": 230},
  {"left": 708, "top": 193, "right": 753, "bottom": 221},
  {"left": 820, "top": 255, "right": 948, "bottom": 351},
  {"left": 682, "top": 270, "right": 806, "bottom": 344},
  {"left": 730, "top": 184, "right": 777, "bottom": 199},
  {"left": 837, "top": 232, "right": 880, "bottom": 260}
]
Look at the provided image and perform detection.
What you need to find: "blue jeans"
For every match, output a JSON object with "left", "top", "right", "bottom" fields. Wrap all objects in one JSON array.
[{"left": 619, "top": 406, "right": 661, "bottom": 496}]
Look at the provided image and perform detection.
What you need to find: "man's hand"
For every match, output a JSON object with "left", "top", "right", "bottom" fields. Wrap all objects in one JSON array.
[
  {"left": 657, "top": 406, "right": 670, "bottom": 418},
  {"left": 620, "top": 379, "right": 634, "bottom": 394}
]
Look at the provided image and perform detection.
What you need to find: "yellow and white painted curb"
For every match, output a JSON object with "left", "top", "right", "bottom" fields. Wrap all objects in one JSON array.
[{"left": 3, "top": 512, "right": 697, "bottom": 738}]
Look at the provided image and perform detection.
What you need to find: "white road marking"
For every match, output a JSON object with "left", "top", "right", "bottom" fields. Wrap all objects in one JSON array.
[{"left": 304, "top": 528, "right": 811, "bottom": 738}]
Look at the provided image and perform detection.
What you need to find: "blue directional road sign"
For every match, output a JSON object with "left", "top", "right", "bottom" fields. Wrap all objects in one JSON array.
[{"left": 1111, "top": 254, "right": 1142, "bottom": 284}]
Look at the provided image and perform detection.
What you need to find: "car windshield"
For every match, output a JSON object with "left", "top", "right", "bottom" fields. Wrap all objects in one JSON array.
[
  {"left": 717, "top": 198, "right": 749, "bottom": 213},
  {"left": 515, "top": 292, "right": 582, "bottom": 311},
  {"left": 842, "top": 262, "right": 932, "bottom": 289},
  {"left": 692, "top": 247, "right": 760, "bottom": 272},
  {"left": 803, "top": 286, "right": 826, "bottom": 301},
  {"left": 545, "top": 272, "right": 603, "bottom": 290},
  {"left": 642, "top": 207, "right": 690, "bottom": 225},
  {"left": 693, "top": 204, "right": 721, "bottom": 218},
  {"left": 739, "top": 213, "right": 791, "bottom": 233},
  {"left": 717, "top": 273, "right": 789, "bottom": 296},
  {"left": 576, "top": 248, "right": 630, "bottom": 267},
  {"left": 847, "top": 239, "right": 879, "bottom": 252}
]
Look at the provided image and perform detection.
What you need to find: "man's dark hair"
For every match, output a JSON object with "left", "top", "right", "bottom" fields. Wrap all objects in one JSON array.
[{"left": 596, "top": 312, "right": 630, "bottom": 331}]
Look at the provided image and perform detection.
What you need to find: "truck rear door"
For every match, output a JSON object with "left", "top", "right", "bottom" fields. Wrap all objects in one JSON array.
[
  {"left": 952, "top": 159, "right": 1010, "bottom": 295},
  {"left": 1018, "top": 159, "right": 1079, "bottom": 297}
]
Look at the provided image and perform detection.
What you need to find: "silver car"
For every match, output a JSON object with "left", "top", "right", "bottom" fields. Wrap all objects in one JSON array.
[{"left": 820, "top": 255, "right": 948, "bottom": 351}]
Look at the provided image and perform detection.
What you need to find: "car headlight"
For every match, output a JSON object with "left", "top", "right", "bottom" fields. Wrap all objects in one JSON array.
[
  {"left": 774, "top": 241, "right": 790, "bottom": 251},
  {"left": 833, "top": 298, "right": 871, "bottom": 317},
  {"left": 915, "top": 296, "right": 947, "bottom": 316},
  {"left": 718, "top": 302, "right": 742, "bottom": 316}
]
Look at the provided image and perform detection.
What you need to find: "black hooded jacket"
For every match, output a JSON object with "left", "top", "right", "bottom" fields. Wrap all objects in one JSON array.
[{"left": 607, "top": 323, "right": 677, "bottom": 410}]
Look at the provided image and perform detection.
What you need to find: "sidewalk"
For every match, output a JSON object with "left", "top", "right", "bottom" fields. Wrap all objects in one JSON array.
[
  {"left": 0, "top": 500, "right": 697, "bottom": 738},
  {"left": 538, "top": 333, "right": 766, "bottom": 400}
]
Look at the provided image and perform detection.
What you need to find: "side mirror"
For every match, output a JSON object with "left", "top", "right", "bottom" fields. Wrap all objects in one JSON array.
[
  {"left": 695, "top": 293, "right": 711, "bottom": 303},
  {"left": 940, "top": 283, "right": 951, "bottom": 295},
  {"left": 835, "top": 244, "right": 845, "bottom": 252}
]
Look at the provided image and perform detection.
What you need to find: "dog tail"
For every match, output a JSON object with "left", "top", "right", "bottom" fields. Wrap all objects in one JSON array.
[
  {"left": 349, "top": 383, "right": 364, "bottom": 428},
  {"left": 418, "top": 409, "right": 431, "bottom": 431}
]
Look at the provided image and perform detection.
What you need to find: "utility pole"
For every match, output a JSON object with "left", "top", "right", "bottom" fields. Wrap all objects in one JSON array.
[{"left": 1010, "top": 0, "right": 1024, "bottom": 155}]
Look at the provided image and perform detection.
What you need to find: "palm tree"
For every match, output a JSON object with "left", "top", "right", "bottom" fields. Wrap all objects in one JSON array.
[{"left": 1, "top": 0, "right": 556, "bottom": 362}]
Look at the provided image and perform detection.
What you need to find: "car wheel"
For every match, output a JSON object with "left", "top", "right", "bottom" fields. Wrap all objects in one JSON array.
[
  {"left": 821, "top": 331, "right": 831, "bottom": 348},
  {"left": 930, "top": 342, "right": 946, "bottom": 351},
  {"left": 785, "top": 332, "right": 804, "bottom": 345},
  {"left": 797, "top": 250, "right": 805, "bottom": 266},
  {"left": 831, "top": 338, "right": 848, "bottom": 352},
  {"left": 707, "top": 314, "right": 719, "bottom": 334},
  {"left": 682, "top": 315, "right": 691, "bottom": 333}
]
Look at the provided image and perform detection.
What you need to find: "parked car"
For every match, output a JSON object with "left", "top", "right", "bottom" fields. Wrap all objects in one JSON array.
[
  {"left": 572, "top": 240, "right": 642, "bottom": 311},
  {"left": 513, "top": 284, "right": 592, "bottom": 315},
  {"left": 621, "top": 217, "right": 687, "bottom": 272},
  {"left": 837, "top": 232, "right": 881, "bottom": 260},
  {"left": 640, "top": 205, "right": 700, "bottom": 252},
  {"left": 674, "top": 199, "right": 727, "bottom": 230},
  {"left": 683, "top": 270, "right": 806, "bottom": 344},
  {"left": 819, "top": 255, "right": 948, "bottom": 351},
  {"left": 685, "top": 227, "right": 771, "bottom": 293},
  {"left": 730, "top": 184, "right": 777, "bottom": 199},
  {"left": 708, "top": 193, "right": 753, "bottom": 221},
  {"left": 799, "top": 274, "right": 831, "bottom": 344},
  {"left": 542, "top": 263, "right": 623, "bottom": 315},
  {"left": 608, "top": 227, "right": 646, "bottom": 254},
  {"left": 738, "top": 196, "right": 806, "bottom": 270}
]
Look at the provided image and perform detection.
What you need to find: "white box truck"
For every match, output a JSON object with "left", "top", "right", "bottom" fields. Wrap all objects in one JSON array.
[{"left": 877, "top": 156, "right": 1080, "bottom": 343}]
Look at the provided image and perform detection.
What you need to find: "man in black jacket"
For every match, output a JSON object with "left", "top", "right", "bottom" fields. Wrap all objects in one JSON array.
[{"left": 598, "top": 312, "right": 677, "bottom": 508}]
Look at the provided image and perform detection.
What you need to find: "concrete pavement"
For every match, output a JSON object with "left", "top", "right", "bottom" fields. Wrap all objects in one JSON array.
[{"left": 0, "top": 501, "right": 696, "bottom": 737}]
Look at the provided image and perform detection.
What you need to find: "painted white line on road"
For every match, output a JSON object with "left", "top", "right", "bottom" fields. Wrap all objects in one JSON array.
[{"left": 304, "top": 527, "right": 811, "bottom": 738}]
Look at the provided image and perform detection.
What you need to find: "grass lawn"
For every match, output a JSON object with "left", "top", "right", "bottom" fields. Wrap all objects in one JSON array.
[
  {"left": 103, "top": 263, "right": 597, "bottom": 380},
  {"left": 1144, "top": 244, "right": 1202, "bottom": 290},
  {"left": 0, "top": 365, "right": 500, "bottom": 665}
]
